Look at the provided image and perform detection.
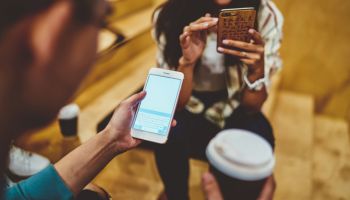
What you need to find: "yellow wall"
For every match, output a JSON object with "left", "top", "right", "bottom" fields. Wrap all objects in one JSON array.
[{"left": 274, "top": 0, "right": 350, "bottom": 124}]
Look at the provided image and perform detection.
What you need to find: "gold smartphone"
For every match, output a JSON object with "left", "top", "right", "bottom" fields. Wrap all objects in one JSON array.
[{"left": 217, "top": 7, "right": 257, "bottom": 49}]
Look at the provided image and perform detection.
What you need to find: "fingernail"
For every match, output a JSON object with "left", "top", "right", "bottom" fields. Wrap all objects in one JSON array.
[
  {"left": 218, "top": 47, "right": 224, "bottom": 52},
  {"left": 222, "top": 40, "right": 229, "bottom": 45},
  {"left": 249, "top": 29, "right": 255, "bottom": 34},
  {"left": 213, "top": 18, "right": 219, "bottom": 22},
  {"left": 203, "top": 23, "right": 209, "bottom": 27}
]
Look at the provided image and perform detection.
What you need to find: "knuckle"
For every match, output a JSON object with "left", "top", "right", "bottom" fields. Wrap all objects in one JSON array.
[{"left": 120, "top": 101, "right": 128, "bottom": 107}]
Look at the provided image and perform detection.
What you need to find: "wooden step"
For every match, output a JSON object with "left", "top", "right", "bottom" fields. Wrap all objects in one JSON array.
[
  {"left": 189, "top": 159, "right": 209, "bottom": 200},
  {"left": 79, "top": 4, "right": 158, "bottom": 93},
  {"left": 79, "top": 28, "right": 154, "bottom": 97},
  {"left": 77, "top": 46, "right": 156, "bottom": 141},
  {"left": 94, "top": 149, "right": 163, "bottom": 200},
  {"left": 98, "top": 29, "right": 119, "bottom": 53},
  {"left": 23, "top": 45, "right": 156, "bottom": 158},
  {"left": 270, "top": 91, "right": 314, "bottom": 200},
  {"left": 262, "top": 73, "right": 282, "bottom": 119},
  {"left": 94, "top": 149, "right": 210, "bottom": 200},
  {"left": 107, "top": 0, "right": 154, "bottom": 21},
  {"left": 312, "top": 115, "right": 350, "bottom": 200},
  {"left": 271, "top": 91, "right": 314, "bottom": 159},
  {"left": 108, "top": 5, "right": 156, "bottom": 39}
]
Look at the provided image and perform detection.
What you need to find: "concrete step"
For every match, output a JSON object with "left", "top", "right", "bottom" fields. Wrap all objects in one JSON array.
[
  {"left": 312, "top": 115, "right": 350, "bottom": 200},
  {"left": 271, "top": 91, "right": 314, "bottom": 200}
]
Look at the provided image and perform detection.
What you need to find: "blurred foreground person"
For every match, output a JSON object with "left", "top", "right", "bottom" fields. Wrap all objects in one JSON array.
[{"left": 0, "top": 0, "right": 162, "bottom": 199}]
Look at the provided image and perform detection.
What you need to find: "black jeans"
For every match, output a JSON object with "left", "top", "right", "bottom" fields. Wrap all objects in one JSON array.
[
  {"left": 154, "top": 90, "right": 274, "bottom": 200},
  {"left": 76, "top": 190, "right": 106, "bottom": 200}
]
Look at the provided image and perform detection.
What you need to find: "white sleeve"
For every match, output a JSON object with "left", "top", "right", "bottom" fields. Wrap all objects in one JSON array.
[{"left": 258, "top": 0, "right": 284, "bottom": 86}]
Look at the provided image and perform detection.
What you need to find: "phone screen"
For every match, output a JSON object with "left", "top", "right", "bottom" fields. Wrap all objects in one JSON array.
[{"left": 133, "top": 74, "right": 182, "bottom": 135}]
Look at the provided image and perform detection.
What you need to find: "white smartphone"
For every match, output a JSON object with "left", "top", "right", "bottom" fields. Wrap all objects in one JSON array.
[{"left": 131, "top": 68, "right": 184, "bottom": 144}]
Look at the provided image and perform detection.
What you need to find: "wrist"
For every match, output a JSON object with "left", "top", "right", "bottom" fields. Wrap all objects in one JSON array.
[
  {"left": 179, "top": 56, "right": 196, "bottom": 67},
  {"left": 100, "top": 126, "right": 122, "bottom": 156},
  {"left": 247, "top": 68, "right": 264, "bottom": 82}
]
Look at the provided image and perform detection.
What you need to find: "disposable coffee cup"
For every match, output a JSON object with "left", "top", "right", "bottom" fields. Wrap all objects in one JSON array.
[
  {"left": 206, "top": 129, "right": 275, "bottom": 200},
  {"left": 58, "top": 104, "right": 80, "bottom": 137}
]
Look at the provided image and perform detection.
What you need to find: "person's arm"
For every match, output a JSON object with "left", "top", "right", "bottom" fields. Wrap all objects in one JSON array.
[
  {"left": 238, "top": 29, "right": 268, "bottom": 112},
  {"left": 217, "top": 29, "right": 267, "bottom": 112},
  {"left": 177, "top": 61, "right": 195, "bottom": 109},
  {"left": 217, "top": 1, "right": 283, "bottom": 113},
  {"left": 175, "top": 15, "right": 218, "bottom": 110},
  {"left": 4, "top": 165, "right": 74, "bottom": 200},
  {"left": 54, "top": 92, "right": 146, "bottom": 196},
  {"left": 55, "top": 91, "right": 177, "bottom": 196}
]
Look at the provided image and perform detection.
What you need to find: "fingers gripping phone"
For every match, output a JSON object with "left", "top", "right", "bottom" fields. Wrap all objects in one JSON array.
[
  {"left": 217, "top": 7, "right": 257, "bottom": 48},
  {"left": 131, "top": 68, "right": 184, "bottom": 144}
]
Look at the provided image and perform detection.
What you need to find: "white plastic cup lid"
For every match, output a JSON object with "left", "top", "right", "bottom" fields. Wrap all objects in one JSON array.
[
  {"left": 58, "top": 104, "right": 80, "bottom": 120},
  {"left": 206, "top": 129, "right": 275, "bottom": 181}
]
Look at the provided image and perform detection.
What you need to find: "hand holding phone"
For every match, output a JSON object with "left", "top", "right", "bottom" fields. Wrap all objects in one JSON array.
[
  {"left": 217, "top": 7, "right": 257, "bottom": 49},
  {"left": 131, "top": 68, "right": 184, "bottom": 144},
  {"left": 217, "top": 8, "right": 265, "bottom": 71}
]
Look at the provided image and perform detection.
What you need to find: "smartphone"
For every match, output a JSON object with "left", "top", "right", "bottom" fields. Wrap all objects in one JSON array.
[
  {"left": 131, "top": 68, "right": 184, "bottom": 144},
  {"left": 217, "top": 7, "right": 257, "bottom": 49}
]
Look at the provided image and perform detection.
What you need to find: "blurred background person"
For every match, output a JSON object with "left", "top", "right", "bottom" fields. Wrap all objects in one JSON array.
[{"left": 152, "top": 0, "right": 282, "bottom": 199}]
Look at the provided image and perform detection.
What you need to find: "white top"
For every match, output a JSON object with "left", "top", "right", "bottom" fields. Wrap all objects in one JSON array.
[
  {"left": 194, "top": 33, "right": 226, "bottom": 91},
  {"left": 58, "top": 104, "right": 80, "bottom": 120},
  {"left": 152, "top": 0, "right": 284, "bottom": 127},
  {"left": 206, "top": 129, "right": 275, "bottom": 181}
]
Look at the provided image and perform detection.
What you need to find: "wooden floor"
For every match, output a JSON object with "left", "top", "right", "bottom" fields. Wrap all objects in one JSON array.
[
  {"left": 17, "top": 89, "right": 350, "bottom": 199},
  {"left": 14, "top": 0, "right": 350, "bottom": 199},
  {"left": 274, "top": 0, "right": 350, "bottom": 127}
]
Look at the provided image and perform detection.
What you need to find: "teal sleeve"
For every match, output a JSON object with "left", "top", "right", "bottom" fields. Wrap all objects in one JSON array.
[{"left": 3, "top": 165, "right": 74, "bottom": 200}]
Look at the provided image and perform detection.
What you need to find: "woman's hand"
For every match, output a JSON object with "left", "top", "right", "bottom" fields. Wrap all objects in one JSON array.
[
  {"left": 179, "top": 14, "right": 218, "bottom": 66},
  {"left": 218, "top": 29, "right": 265, "bottom": 76}
]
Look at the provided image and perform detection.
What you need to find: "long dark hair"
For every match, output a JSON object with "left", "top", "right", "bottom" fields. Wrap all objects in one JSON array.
[{"left": 154, "top": 0, "right": 260, "bottom": 68}]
